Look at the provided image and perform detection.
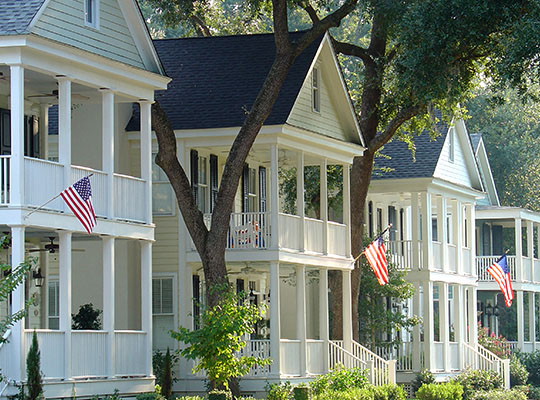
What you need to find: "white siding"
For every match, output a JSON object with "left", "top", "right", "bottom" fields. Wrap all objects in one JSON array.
[
  {"left": 433, "top": 127, "right": 473, "bottom": 188},
  {"left": 153, "top": 216, "right": 179, "bottom": 273},
  {"left": 32, "top": 0, "right": 145, "bottom": 69}
]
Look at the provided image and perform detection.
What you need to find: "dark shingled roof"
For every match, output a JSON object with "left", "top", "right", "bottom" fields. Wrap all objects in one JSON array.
[
  {"left": 372, "top": 119, "right": 449, "bottom": 180},
  {"left": 0, "top": 0, "right": 46, "bottom": 35},
  {"left": 126, "top": 31, "right": 324, "bottom": 132},
  {"left": 470, "top": 133, "right": 482, "bottom": 152}
]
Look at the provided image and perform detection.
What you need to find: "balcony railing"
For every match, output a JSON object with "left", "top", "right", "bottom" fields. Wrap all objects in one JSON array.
[
  {"left": 476, "top": 256, "right": 517, "bottom": 281},
  {"left": 0, "top": 156, "right": 148, "bottom": 224}
]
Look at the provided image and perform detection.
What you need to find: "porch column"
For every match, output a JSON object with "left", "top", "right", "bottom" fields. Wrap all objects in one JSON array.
[
  {"left": 40, "top": 104, "right": 50, "bottom": 161},
  {"left": 412, "top": 281, "right": 421, "bottom": 372},
  {"left": 342, "top": 269, "right": 353, "bottom": 352},
  {"left": 411, "top": 193, "right": 420, "bottom": 268},
  {"left": 319, "top": 268, "right": 330, "bottom": 372},
  {"left": 58, "top": 77, "right": 72, "bottom": 192},
  {"left": 423, "top": 281, "right": 434, "bottom": 370},
  {"left": 10, "top": 226, "right": 25, "bottom": 381},
  {"left": 467, "top": 287, "right": 478, "bottom": 344},
  {"left": 453, "top": 200, "right": 463, "bottom": 274},
  {"left": 102, "top": 236, "right": 115, "bottom": 378},
  {"left": 421, "top": 192, "right": 433, "bottom": 270},
  {"left": 517, "top": 290, "right": 524, "bottom": 348},
  {"left": 297, "top": 152, "right": 305, "bottom": 252},
  {"left": 140, "top": 101, "right": 153, "bottom": 224},
  {"left": 59, "top": 231, "right": 72, "bottom": 380},
  {"left": 437, "top": 196, "right": 448, "bottom": 272},
  {"left": 381, "top": 204, "right": 389, "bottom": 231},
  {"left": 141, "top": 240, "right": 153, "bottom": 376},
  {"left": 529, "top": 292, "right": 536, "bottom": 350},
  {"left": 102, "top": 89, "right": 115, "bottom": 219},
  {"left": 343, "top": 165, "right": 351, "bottom": 257},
  {"left": 296, "top": 265, "right": 307, "bottom": 376},
  {"left": 270, "top": 145, "right": 279, "bottom": 249},
  {"left": 321, "top": 159, "right": 328, "bottom": 255},
  {"left": 269, "top": 261, "right": 281, "bottom": 377},
  {"left": 440, "top": 283, "right": 450, "bottom": 372},
  {"left": 467, "top": 204, "right": 476, "bottom": 273},
  {"left": 9, "top": 65, "right": 24, "bottom": 206},
  {"left": 454, "top": 285, "right": 465, "bottom": 370},
  {"left": 528, "top": 220, "right": 534, "bottom": 278},
  {"left": 515, "top": 218, "right": 523, "bottom": 281}
]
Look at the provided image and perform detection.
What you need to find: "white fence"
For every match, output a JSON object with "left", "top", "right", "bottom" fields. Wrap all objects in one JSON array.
[{"left": 115, "top": 331, "right": 147, "bottom": 376}]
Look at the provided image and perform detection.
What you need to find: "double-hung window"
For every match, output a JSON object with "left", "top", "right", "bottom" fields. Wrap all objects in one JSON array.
[
  {"left": 152, "top": 154, "right": 174, "bottom": 215},
  {"left": 48, "top": 279, "right": 60, "bottom": 330},
  {"left": 152, "top": 276, "right": 176, "bottom": 351},
  {"left": 312, "top": 67, "right": 320, "bottom": 113}
]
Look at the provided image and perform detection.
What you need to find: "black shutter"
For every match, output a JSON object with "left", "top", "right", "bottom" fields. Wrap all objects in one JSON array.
[
  {"left": 492, "top": 225, "right": 503, "bottom": 255},
  {"left": 388, "top": 206, "right": 396, "bottom": 241},
  {"left": 368, "top": 201, "right": 373, "bottom": 238},
  {"left": 236, "top": 279, "right": 245, "bottom": 295},
  {"left": 259, "top": 166, "right": 267, "bottom": 213},
  {"left": 32, "top": 116, "right": 40, "bottom": 158},
  {"left": 242, "top": 163, "right": 249, "bottom": 213},
  {"left": 0, "top": 109, "right": 10, "bottom": 155},
  {"left": 190, "top": 150, "right": 198, "bottom": 205},
  {"left": 192, "top": 274, "right": 200, "bottom": 330},
  {"left": 210, "top": 154, "right": 218, "bottom": 212},
  {"left": 482, "top": 223, "right": 491, "bottom": 255}
]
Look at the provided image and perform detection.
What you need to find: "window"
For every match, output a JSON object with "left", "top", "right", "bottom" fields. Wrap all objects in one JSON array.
[
  {"left": 152, "top": 276, "right": 175, "bottom": 351},
  {"left": 448, "top": 129, "right": 455, "bottom": 162},
  {"left": 312, "top": 67, "right": 320, "bottom": 113},
  {"left": 191, "top": 150, "right": 215, "bottom": 213},
  {"left": 198, "top": 156, "right": 208, "bottom": 212},
  {"left": 242, "top": 164, "right": 258, "bottom": 212},
  {"left": 48, "top": 279, "right": 59, "bottom": 330},
  {"left": 152, "top": 154, "right": 174, "bottom": 215},
  {"left": 85, "top": 0, "right": 99, "bottom": 29}
]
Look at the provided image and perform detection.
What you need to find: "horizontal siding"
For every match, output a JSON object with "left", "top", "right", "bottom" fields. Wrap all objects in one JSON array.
[
  {"left": 287, "top": 64, "right": 348, "bottom": 141},
  {"left": 32, "top": 0, "right": 145, "bottom": 69},
  {"left": 153, "top": 216, "right": 179, "bottom": 273},
  {"left": 434, "top": 128, "right": 473, "bottom": 187}
]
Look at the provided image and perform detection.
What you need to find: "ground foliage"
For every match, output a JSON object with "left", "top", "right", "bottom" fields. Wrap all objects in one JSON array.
[{"left": 26, "top": 331, "right": 43, "bottom": 400}]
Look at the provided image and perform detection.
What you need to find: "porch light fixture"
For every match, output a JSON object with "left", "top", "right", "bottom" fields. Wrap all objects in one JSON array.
[
  {"left": 494, "top": 305, "right": 500, "bottom": 317},
  {"left": 32, "top": 268, "right": 44, "bottom": 288},
  {"left": 485, "top": 304, "right": 494, "bottom": 316}
]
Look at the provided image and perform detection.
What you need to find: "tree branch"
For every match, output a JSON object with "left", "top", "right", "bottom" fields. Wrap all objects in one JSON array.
[
  {"left": 330, "top": 37, "right": 374, "bottom": 69},
  {"left": 272, "top": 0, "right": 291, "bottom": 54},
  {"left": 368, "top": 104, "right": 425, "bottom": 153},
  {"left": 301, "top": 1, "right": 320, "bottom": 24},
  {"left": 190, "top": 15, "right": 212, "bottom": 37}
]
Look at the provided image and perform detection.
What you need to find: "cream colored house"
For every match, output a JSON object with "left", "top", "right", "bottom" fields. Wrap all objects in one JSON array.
[{"left": 0, "top": 0, "right": 169, "bottom": 397}]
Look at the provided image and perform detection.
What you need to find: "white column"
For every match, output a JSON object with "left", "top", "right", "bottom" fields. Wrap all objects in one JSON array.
[
  {"left": 40, "top": 104, "right": 50, "bottom": 161},
  {"left": 517, "top": 290, "right": 524, "bottom": 348},
  {"left": 454, "top": 285, "right": 464, "bottom": 370},
  {"left": 342, "top": 270, "right": 353, "bottom": 352},
  {"left": 58, "top": 77, "right": 72, "bottom": 190},
  {"left": 270, "top": 145, "right": 280, "bottom": 249},
  {"left": 412, "top": 281, "right": 421, "bottom": 371},
  {"left": 468, "top": 204, "right": 476, "bottom": 273},
  {"left": 59, "top": 231, "right": 72, "bottom": 380},
  {"left": 321, "top": 159, "right": 328, "bottom": 255},
  {"left": 411, "top": 193, "right": 420, "bottom": 268},
  {"left": 269, "top": 261, "right": 281, "bottom": 376},
  {"left": 9, "top": 65, "right": 24, "bottom": 206},
  {"left": 381, "top": 203, "right": 389, "bottom": 230},
  {"left": 421, "top": 193, "right": 433, "bottom": 270},
  {"left": 343, "top": 165, "right": 351, "bottom": 257},
  {"left": 467, "top": 287, "right": 478, "bottom": 344},
  {"left": 529, "top": 292, "right": 536, "bottom": 348},
  {"left": 140, "top": 101, "right": 153, "bottom": 224},
  {"left": 440, "top": 283, "right": 450, "bottom": 372},
  {"left": 102, "top": 90, "right": 115, "bottom": 219},
  {"left": 423, "top": 281, "right": 434, "bottom": 370},
  {"left": 454, "top": 200, "right": 463, "bottom": 274},
  {"left": 296, "top": 265, "right": 307, "bottom": 376},
  {"left": 10, "top": 226, "right": 25, "bottom": 381},
  {"left": 438, "top": 196, "right": 448, "bottom": 272},
  {"left": 319, "top": 268, "right": 330, "bottom": 372},
  {"left": 515, "top": 218, "right": 523, "bottom": 282},
  {"left": 141, "top": 241, "right": 153, "bottom": 376},
  {"left": 297, "top": 152, "right": 305, "bottom": 252},
  {"left": 528, "top": 220, "right": 534, "bottom": 279},
  {"left": 102, "top": 236, "right": 115, "bottom": 378}
]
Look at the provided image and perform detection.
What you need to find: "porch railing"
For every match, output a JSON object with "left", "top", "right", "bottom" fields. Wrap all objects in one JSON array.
[
  {"left": 329, "top": 340, "right": 366, "bottom": 371},
  {"left": 476, "top": 256, "right": 516, "bottom": 281},
  {"left": 375, "top": 342, "right": 416, "bottom": 372},
  {"left": 238, "top": 339, "right": 271, "bottom": 376},
  {"left": 0, "top": 156, "right": 10, "bottom": 205},
  {"left": 463, "top": 343, "right": 510, "bottom": 389},
  {"left": 71, "top": 330, "right": 107, "bottom": 378},
  {"left": 114, "top": 174, "right": 146, "bottom": 223},
  {"left": 0, "top": 330, "right": 15, "bottom": 390},
  {"left": 115, "top": 330, "right": 147, "bottom": 376}
]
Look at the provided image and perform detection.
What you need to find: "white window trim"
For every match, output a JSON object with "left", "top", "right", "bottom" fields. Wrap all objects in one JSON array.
[
  {"left": 47, "top": 275, "right": 60, "bottom": 330},
  {"left": 152, "top": 273, "right": 178, "bottom": 325},
  {"left": 84, "top": 0, "right": 100, "bottom": 30},
  {"left": 198, "top": 155, "right": 209, "bottom": 213},
  {"left": 449, "top": 129, "right": 455, "bottom": 163},
  {"left": 152, "top": 153, "right": 176, "bottom": 216},
  {"left": 312, "top": 67, "right": 321, "bottom": 113}
]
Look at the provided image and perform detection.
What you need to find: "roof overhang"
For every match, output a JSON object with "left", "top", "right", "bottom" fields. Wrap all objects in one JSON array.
[{"left": 476, "top": 206, "right": 540, "bottom": 223}]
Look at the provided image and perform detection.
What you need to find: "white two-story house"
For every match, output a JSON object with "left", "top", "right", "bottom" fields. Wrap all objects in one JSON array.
[{"left": 0, "top": 1, "right": 169, "bottom": 397}]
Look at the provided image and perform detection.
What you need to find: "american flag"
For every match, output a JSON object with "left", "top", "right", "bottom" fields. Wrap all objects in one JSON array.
[
  {"left": 364, "top": 236, "right": 389, "bottom": 285},
  {"left": 487, "top": 254, "right": 514, "bottom": 307},
  {"left": 60, "top": 176, "right": 96, "bottom": 234}
]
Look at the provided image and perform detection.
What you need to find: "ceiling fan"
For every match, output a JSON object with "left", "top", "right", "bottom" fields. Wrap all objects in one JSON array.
[
  {"left": 27, "top": 237, "right": 85, "bottom": 254},
  {"left": 27, "top": 89, "right": 90, "bottom": 101}
]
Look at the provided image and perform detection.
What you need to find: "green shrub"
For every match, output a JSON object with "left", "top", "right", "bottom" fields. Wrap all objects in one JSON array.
[
  {"left": 208, "top": 390, "right": 233, "bottom": 400},
  {"left": 518, "top": 351, "right": 540, "bottom": 386},
  {"left": 72, "top": 303, "right": 102, "bottom": 330},
  {"left": 312, "top": 388, "right": 374, "bottom": 400},
  {"left": 136, "top": 393, "right": 165, "bottom": 400},
  {"left": 266, "top": 382, "right": 293, "bottom": 400},
  {"left": 511, "top": 356, "right": 529, "bottom": 386},
  {"left": 477, "top": 324, "right": 511, "bottom": 359},
  {"left": 26, "top": 331, "right": 43, "bottom": 400},
  {"left": 369, "top": 384, "right": 406, "bottom": 400},
  {"left": 453, "top": 369, "right": 503, "bottom": 400},
  {"left": 416, "top": 383, "right": 463, "bottom": 400},
  {"left": 309, "top": 367, "right": 368, "bottom": 395},
  {"left": 173, "top": 397, "right": 204, "bottom": 400},
  {"left": 412, "top": 370, "right": 436, "bottom": 395},
  {"left": 528, "top": 386, "right": 540, "bottom": 400},
  {"left": 293, "top": 386, "right": 310, "bottom": 400},
  {"left": 471, "top": 388, "right": 527, "bottom": 400}
]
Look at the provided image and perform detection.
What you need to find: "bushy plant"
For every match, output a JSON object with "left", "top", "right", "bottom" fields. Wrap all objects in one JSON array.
[
  {"left": 412, "top": 370, "right": 436, "bottom": 395},
  {"left": 266, "top": 382, "right": 293, "bottom": 400},
  {"left": 416, "top": 382, "right": 463, "bottom": 400},
  {"left": 208, "top": 390, "right": 232, "bottom": 400},
  {"left": 136, "top": 393, "right": 165, "bottom": 400},
  {"left": 309, "top": 367, "right": 368, "bottom": 395},
  {"left": 510, "top": 355, "right": 529, "bottom": 387},
  {"left": 517, "top": 351, "right": 540, "bottom": 386},
  {"left": 453, "top": 369, "right": 503, "bottom": 400},
  {"left": 477, "top": 323, "right": 511, "bottom": 359},
  {"left": 153, "top": 350, "right": 179, "bottom": 387},
  {"left": 312, "top": 387, "right": 373, "bottom": 400},
  {"left": 26, "top": 331, "right": 43, "bottom": 400},
  {"left": 471, "top": 389, "right": 527, "bottom": 400},
  {"left": 293, "top": 385, "right": 309, "bottom": 400},
  {"left": 72, "top": 303, "right": 102, "bottom": 330},
  {"left": 528, "top": 386, "right": 540, "bottom": 400},
  {"left": 369, "top": 384, "right": 407, "bottom": 400},
  {"left": 174, "top": 397, "right": 204, "bottom": 400}
]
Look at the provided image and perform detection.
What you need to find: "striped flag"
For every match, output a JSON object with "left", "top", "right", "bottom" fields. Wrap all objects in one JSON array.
[
  {"left": 364, "top": 236, "right": 389, "bottom": 285},
  {"left": 60, "top": 176, "right": 96, "bottom": 234},
  {"left": 487, "top": 254, "right": 514, "bottom": 307}
]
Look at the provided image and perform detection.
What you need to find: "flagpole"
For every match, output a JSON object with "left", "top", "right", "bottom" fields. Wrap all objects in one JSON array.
[
  {"left": 23, "top": 173, "right": 94, "bottom": 220},
  {"left": 352, "top": 223, "right": 393, "bottom": 263}
]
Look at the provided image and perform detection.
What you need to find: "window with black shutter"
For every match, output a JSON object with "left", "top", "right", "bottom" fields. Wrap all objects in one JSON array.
[
  {"left": 190, "top": 149, "right": 198, "bottom": 206},
  {"left": 259, "top": 166, "right": 267, "bottom": 213},
  {"left": 210, "top": 154, "right": 218, "bottom": 212},
  {"left": 242, "top": 164, "right": 250, "bottom": 213}
]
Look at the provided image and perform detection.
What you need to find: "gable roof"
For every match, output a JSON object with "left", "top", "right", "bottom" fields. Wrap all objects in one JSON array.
[
  {"left": 470, "top": 133, "right": 500, "bottom": 206},
  {"left": 470, "top": 133, "right": 482, "bottom": 152},
  {"left": 0, "top": 0, "right": 46, "bottom": 35},
  {"left": 126, "top": 31, "right": 326, "bottom": 132}
]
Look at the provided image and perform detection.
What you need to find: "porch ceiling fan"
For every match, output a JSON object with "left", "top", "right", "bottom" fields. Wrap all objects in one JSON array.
[
  {"left": 27, "top": 237, "right": 85, "bottom": 254},
  {"left": 27, "top": 89, "right": 90, "bottom": 101}
]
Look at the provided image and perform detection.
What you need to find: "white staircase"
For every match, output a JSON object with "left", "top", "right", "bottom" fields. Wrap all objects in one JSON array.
[{"left": 463, "top": 343, "right": 510, "bottom": 389}]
